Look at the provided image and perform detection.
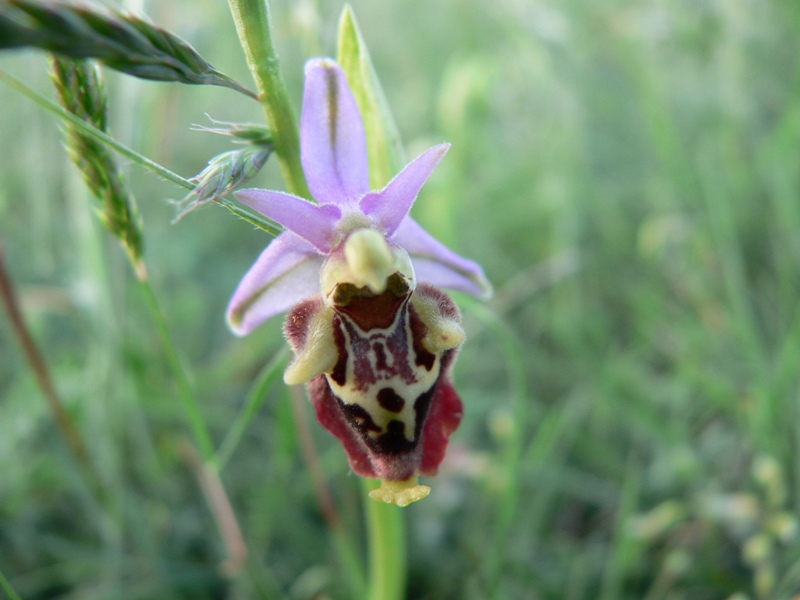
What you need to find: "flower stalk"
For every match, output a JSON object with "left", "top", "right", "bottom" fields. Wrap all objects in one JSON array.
[
  {"left": 363, "top": 479, "right": 406, "bottom": 600},
  {"left": 227, "top": 0, "right": 310, "bottom": 198}
]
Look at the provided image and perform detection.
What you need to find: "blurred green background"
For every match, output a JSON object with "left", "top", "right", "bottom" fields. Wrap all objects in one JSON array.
[{"left": 2, "top": 0, "right": 800, "bottom": 598}]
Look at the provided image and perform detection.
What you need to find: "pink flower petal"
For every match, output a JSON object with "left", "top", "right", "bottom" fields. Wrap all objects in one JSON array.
[
  {"left": 359, "top": 144, "right": 449, "bottom": 236},
  {"left": 226, "top": 232, "right": 324, "bottom": 336},
  {"left": 393, "top": 218, "right": 492, "bottom": 298},
  {"left": 235, "top": 188, "right": 341, "bottom": 253},
  {"left": 301, "top": 59, "right": 370, "bottom": 205}
]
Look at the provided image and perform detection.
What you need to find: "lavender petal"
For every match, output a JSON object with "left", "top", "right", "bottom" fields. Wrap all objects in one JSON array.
[
  {"left": 235, "top": 188, "right": 341, "bottom": 253},
  {"left": 301, "top": 58, "right": 370, "bottom": 205},
  {"left": 393, "top": 217, "right": 492, "bottom": 298},
  {"left": 226, "top": 232, "right": 324, "bottom": 336},
  {"left": 360, "top": 144, "right": 449, "bottom": 236}
]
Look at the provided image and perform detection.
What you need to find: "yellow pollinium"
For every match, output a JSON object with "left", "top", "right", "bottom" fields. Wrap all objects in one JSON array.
[{"left": 369, "top": 477, "right": 431, "bottom": 507}]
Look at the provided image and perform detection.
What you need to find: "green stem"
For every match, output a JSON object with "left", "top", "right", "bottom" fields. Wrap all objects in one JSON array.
[
  {"left": 138, "top": 277, "right": 216, "bottom": 466},
  {"left": 459, "top": 297, "right": 529, "bottom": 590},
  {"left": 289, "top": 387, "right": 367, "bottom": 597},
  {"left": 0, "top": 243, "right": 93, "bottom": 470},
  {"left": 362, "top": 479, "right": 406, "bottom": 600},
  {"left": 332, "top": 525, "right": 368, "bottom": 600},
  {"left": 0, "top": 69, "right": 281, "bottom": 236},
  {"left": 227, "top": 0, "right": 310, "bottom": 198},
  {"left": 0, "top": 567, "right": 22, "bottom": 600},
  {"left": 0, "top": 241, "right": 107, "bottom": 503},
  {"left": 214, "top": 346, "right": 289, "bottom": 470}
]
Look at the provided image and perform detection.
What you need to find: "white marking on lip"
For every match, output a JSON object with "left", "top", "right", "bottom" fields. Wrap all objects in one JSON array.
[{"left": 327, "top": 306, "right": 441, "bottom": 442}]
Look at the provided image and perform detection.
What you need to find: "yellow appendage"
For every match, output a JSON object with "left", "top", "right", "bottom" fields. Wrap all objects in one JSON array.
[{"left": 368, "top": 477, "right": 431, "bottom": 507}]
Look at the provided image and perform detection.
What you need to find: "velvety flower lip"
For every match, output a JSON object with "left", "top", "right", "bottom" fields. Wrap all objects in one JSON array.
[{"left": 226, "top": 58, "right": 491, "bottom": 336}]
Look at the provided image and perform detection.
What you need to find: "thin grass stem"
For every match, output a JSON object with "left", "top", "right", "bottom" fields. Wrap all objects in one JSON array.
[
  {"left": 215, "top": 346, "right": 290, "bottom": 470},
  {"left": 459, "top": 297, "right": 529, "bottom": 589},
  {"left": 0, "top": 241, "right": 102, "bottom": 493},
  {"left": 180, "top": 440, "right": 248, "bottom": 576},
  {"left": 697, "top": 138, "right": 766, "bottom": 367},
  {"left": 0, "top": 567, "right": 22, "bottom": 600},
  {"left": 137, "top": 276, "right": 216, "bottom": 465},
  {"left": 0, "top": 68, "right": 281, "bottom": 236},
  {"left": 600, "top": 453, "right": 642, "bottom": 600}
]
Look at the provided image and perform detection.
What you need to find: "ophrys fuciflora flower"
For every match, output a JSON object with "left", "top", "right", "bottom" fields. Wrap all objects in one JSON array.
[{"left": 227, "top": 58, "right": 490, "bottom": 506}]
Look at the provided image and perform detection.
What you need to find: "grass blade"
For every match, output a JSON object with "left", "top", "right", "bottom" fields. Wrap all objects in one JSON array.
[
  {"left": 215, "top": 347, "right": 289, "bottom": 470},
  {"left": 0, "top": 68, "right": 281, "bottom": 236},
  {"left": 0, "top": 566, "right": 22, "bottom": 600},
  {"left": 0, "top": 0, "right": 257, "bottom": 98},
  {"left": 337, "top": 6, "right": 405, "bottom": 187}
]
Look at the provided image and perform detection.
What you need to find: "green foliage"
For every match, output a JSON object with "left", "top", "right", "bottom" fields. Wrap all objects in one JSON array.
[
  {"left": 337, "top": 6, "right": 405, "bottom": 187},
  {"left": 0, "top": 0, "right": 255, "bottom": 97},
  {"left": 2, "top": 0, "right": 800, "bottom": 598}
]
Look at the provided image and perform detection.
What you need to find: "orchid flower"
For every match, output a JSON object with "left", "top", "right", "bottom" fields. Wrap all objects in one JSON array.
[{"left": 226, "top": 58, "right": 490, "bottom": 506}]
